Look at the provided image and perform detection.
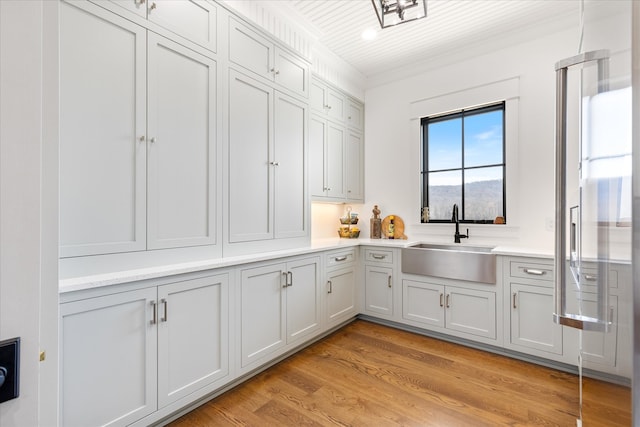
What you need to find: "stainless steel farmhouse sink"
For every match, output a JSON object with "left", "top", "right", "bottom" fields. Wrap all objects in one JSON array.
[{"left": 401, "top": 243, "right": 496, "bottom": 284}]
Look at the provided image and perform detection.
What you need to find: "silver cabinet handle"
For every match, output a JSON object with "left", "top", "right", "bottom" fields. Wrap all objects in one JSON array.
[
  {"left": 324, "top": 104, "right": 332, "bottom": 110},
  {"left": 327, "top": 280, "right": 332, "bottom": 294},
  {"left": 287, "top": 271, "right": 293, "bottom": 287},
  {"left": 149, "top": 137, "right": 156, "bottom": 143},
  {"left": 269, "top": 68, "right": 280, "bottom": 75},
  {"left": 139, "top": 135, "right": 145, "bottom": 142},
  {"left": 135, "top": 0, "right": 145, "bottom": 5},
  {"left": 150, "top": 300, "right": 157, "bottom": 325},
  {"left": 513, "top": 292, "right": 517, "bottom": 309},
  {"left": 554, "top": 49, "right": 610, "bottom": 332},
  {"left": 445, "top": 294, "right": 450, "bottom": 308},
  {"left": 584, "top": 274, "right": 597, "bottom": 281},
  {"left": 269, "top": 161, "right": 280, "bottom": 166},
  {"left": 523, "top": 268, "right": 545, "bottom": 276},
  {"left": 387, "top": 275, "right": 392, "bottom": 288},
  {"left": 161, "top": 298, "right": 168, "bottom": 322},
  {"left": 334, "top": 256, "right": 347, "bottom": 262},
  {"left": 149, "top": 2, "right": 157, "bottom": 11},
  {"left": 282, "top": 271, "right": 288, "bottom": 288},
  {"left": 439, "top": 293, "right": 444, "bottom": 307},
  {"left": 371, "top": 254, "right": 386, "bottom": 260}
]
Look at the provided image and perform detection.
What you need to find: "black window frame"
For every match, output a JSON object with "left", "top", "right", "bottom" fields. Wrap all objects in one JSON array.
[{"left": 420, "top": 102, "right": 506, "bottom": 224}]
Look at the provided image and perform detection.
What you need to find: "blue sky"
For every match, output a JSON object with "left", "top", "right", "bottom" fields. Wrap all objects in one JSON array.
[{"left": 427, "top": 109, "right": 503, "bottom": 185}]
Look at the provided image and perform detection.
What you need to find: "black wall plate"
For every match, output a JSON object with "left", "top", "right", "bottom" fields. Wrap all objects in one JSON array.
[{"left": 0, "top": 337, "right": 20, "bottom": 403}]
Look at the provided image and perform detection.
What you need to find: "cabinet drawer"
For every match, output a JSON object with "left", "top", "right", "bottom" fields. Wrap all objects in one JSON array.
[
  {"left": 364, "top": 248, "right": 393, "bottom": 264},
  {"left": 326, "top": 249, "right": 356, "bottom": 267},
  {"left": 510, "top": 261, "right": 553, "bottom": 283},
  {"left": 578, "top": 264, "right": 618, "bottom": 291}
]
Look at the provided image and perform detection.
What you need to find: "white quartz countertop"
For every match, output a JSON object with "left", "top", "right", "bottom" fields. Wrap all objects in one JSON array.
[{"left": 59, "top": 238, "right": 554, "bottom": 294}]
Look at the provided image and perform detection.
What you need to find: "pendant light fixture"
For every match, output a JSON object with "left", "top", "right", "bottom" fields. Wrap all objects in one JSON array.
[{"left": 372, "top": 0, "right": 427, "bottom": 29}]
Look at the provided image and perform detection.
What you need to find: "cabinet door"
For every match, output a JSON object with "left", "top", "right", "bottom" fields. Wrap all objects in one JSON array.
[
  {"left": 364, "top": 266, "right": 393, "bottom": 316},
  {"left": 568, "top": 292, "right": 617, "bottom": 366},
  {"left": 446, "top": 286, "right": 496, "bottom": 339},
  {"left": 157, "top": 274, "right": 229, "bottom": 408},
  {"left": 60, "top": 288, "right": 157, "bottom": 427},
  {"left": 402, "top": 279, "right": 445, "bottom": 328},
  {"left": 326, "top": 267, "right": 356, "bottom": 326},
  {"left": 147, "top": 34, "right": 218, "bottom": 250},
  {"left": 347, "top": 98, "right": 364, "bottom": 131},
  {"left": 274, "top": 92, "right": 307, "bottom": 239},
  {"left": 286, "top": 258, "right": 321, "bottom": 343},
  {"left": 326, "top": 89, "right": 346, "bottom": 122},
  {"left": 240, "top": 263, "right": 286, "bottom": 367},
  {"left": 310, "top": 79, "right": 327, "bottom": 113},
  {"left": 60, "top": 1, "right": 146, "bottom": 257},
  {"left": 147, "top": 0, "right": 217, "bottom": 52},
  {"left": 326, "top": 122, "right": 345, "bottom": 199},
  {"left": 229, "top": 17, "right": 273, "bottom": 81},
  {"left": 510, "top": 283, "right": 562, "bottom": 354},
  {"left": 228, "top": 71, "right": 273, "bottom": 243},
  {"left": 274, "top": 47, "right": 309, "bottom": 98},
  {"left": 309, "top": 115, "right": 328, "bottom": 197},
  {"left": 345, "top": 130, "right": 364, "bottom": 202}
]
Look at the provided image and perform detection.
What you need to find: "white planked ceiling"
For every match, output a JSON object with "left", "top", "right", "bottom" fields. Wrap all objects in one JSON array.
[{"left": 273, "top": 0, "right": 619, "bottom": 82}]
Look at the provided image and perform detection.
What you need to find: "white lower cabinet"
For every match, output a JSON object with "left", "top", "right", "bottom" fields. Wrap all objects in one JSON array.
[
  {"left": 239, "top": 256, "right": 321, "bottom": 369},
  {"left": 60, "top": 274, "right": 229, "bottom": 427},
  {"left": 403, "top": 278, "right": 497, "bottom": 342},
  {"left": 325, "top": 249, "right": 358, "bottom": 328},
  {"left": 503, "top": 258, "right": 563, "bottom": 359},
  {"left": 362, "top": 247, "right": 397, "bottom": 319},
  {"left": 364, "top": 265, "right": 393, "bottom": 316},
  {"left": 509, "top": 283, "right": 562, "bottom": 355},
  {"left": 157, "top": 276, "right": 229, "bottom": 408}
]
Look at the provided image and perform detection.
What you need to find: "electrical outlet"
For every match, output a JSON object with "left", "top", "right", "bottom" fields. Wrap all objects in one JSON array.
[{"left": 0, "top": 337, "right": 20, "bottom": 404}]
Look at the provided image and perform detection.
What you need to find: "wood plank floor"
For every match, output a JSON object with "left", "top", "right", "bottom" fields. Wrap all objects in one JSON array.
[{"left": 167, "top": 320, "right": 631, "bottom": 426}]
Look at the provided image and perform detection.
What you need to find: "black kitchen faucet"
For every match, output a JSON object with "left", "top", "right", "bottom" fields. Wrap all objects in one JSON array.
[{"left": 452, "top": 204, "right": 469, "bottom": 243}]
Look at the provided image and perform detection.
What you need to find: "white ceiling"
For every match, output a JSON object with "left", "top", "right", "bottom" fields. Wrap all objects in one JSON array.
[{"left": 276, "top": 0, "right": 619, "bottom": 82}]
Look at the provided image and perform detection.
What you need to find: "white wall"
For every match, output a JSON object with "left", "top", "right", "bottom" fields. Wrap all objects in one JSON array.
[
  {"left": 360, "top": 25, "right": 584, "bottom": 249},
  {"left": 0, "top": 1, "right": 58, "bottom": 425}
]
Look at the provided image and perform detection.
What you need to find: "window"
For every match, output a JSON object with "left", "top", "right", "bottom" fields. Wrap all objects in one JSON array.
[{"left": 421, "top": 102, "right": 505, "bottom": 223}]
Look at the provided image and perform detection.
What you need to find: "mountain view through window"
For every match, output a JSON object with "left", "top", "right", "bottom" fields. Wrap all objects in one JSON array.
[{"left": 421, "top": 103, "right": 505, "bottom": 223}]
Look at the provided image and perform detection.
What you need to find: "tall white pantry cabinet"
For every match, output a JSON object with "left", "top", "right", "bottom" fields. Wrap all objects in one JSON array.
[{"left": 59, "top": 0, "right": 219, "bottom": 258}]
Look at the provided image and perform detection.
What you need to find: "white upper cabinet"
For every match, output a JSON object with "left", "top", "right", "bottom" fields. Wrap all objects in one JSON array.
[
  {"left": 146, "top": 34, "right": 218, "bottom": 250},
  {"left": 60, "top": 1, "right": 220, "bottom": 258},
  {"left": 228, "top": 71, "right": 273, "bottom": 243},
  {"left": 346, "top": 97, "right": 364, "bottom": 131},
  {"left": 274, "top": 92, "right": 308, "bottom": 239},
  {"left": 227, "top": 70, "right": 308, "bottom": 249},
  {"left": 310, "top": 78, "right": 346, "bottom": 122},
  {"left": 60, "top": 1, "right": 147, "bottom": 256},
  {"left": 229, "top": 17, "right": 309, "bottom": 98},
  {"left": 345, "top": 130, "right": 364, "bottom": 202},
  {"left": 98, "top": 0, "right": 217, "bottom": 52},
  {"left": 309, "top": 77, "right": 364, "bottom": 203},
  {"left": 309, "top": 116, "right": 327, "bottom": 198}
]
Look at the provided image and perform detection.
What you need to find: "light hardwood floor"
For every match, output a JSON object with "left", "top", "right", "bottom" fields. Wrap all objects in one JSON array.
[{"left": 167, "top": 320, "right": 631, "bottom": 426}]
